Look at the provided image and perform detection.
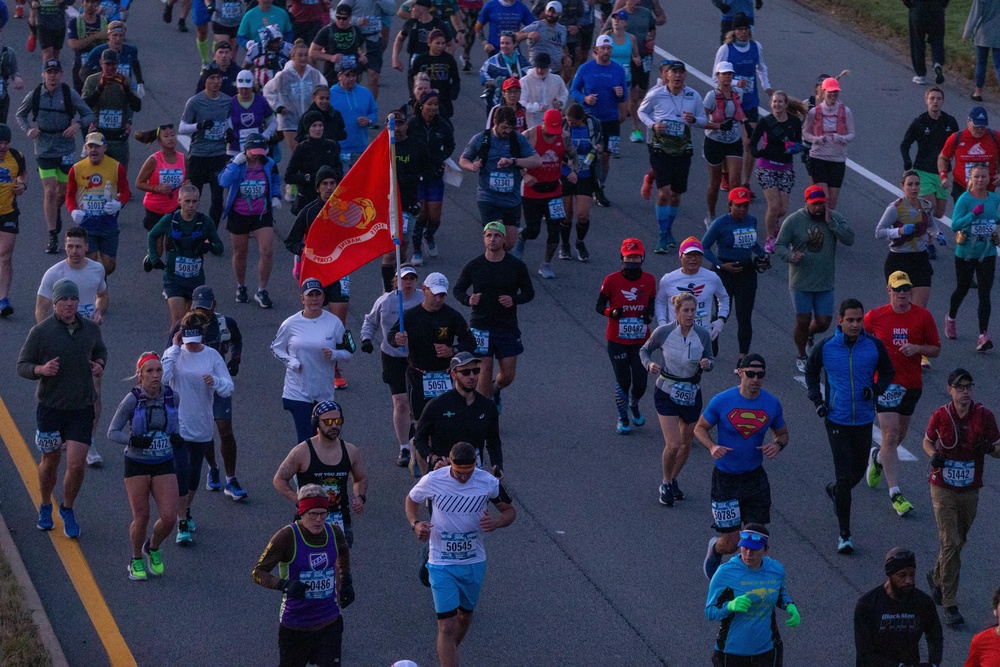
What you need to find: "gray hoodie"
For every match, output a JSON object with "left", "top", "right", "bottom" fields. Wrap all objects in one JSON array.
[
  {"left": 964, "top": 0, "right": 1000, "bottom": 48},
  {"left": 15, "top": 82, "right": 94, "bottom": 160}
]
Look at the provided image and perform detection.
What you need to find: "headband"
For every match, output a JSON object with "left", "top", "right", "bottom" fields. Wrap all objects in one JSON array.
[
  {"left": 297, "top": 495, "right": 330, "bottom": 516},
  {"left": 136, "top": 354, "right": 160, "bottom": 373}
]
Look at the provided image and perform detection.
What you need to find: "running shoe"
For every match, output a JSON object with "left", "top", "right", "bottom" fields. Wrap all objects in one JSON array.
[
  {"left": 703, "top": 537, "right": 722, "bottom": 580},
  {"left": 86, "top": 446, "right": 104, "bottom": 467},
  {"left": 658, "top": 482, "right": 674, "bottom": 507},
  {"left": 254, "top": 289, "right": 273, "bottom": 309},
  {"left": 670, "top": 478, "right": 684, "bottom": 500},
  {"left": 59, "top": 505, "right": 80, "bottom": 539},
  {"left": 558, "top": 243, "right": 572, "bottom": 260},
  {"left": 977, "top": 333, "right": 993, "bottom": 351},
  {"left": 795, "top": 356, "right": 807, "bottom": 373},
  {"left": 926, "top": 570, "right": 942, "bottom": 605},
  {"left": 911, "top": 75, "right": 927, "bottom": 85},
  {"left": 943, "top": 606, "right": 965, "bottom": 626},
  {"left": 655, "top": 233, "right": 669, "bottom": 254},
  {"left": 334, "top": 365, "right": 347, "bottom": 388},
  {"left": 128, "top": 558, "right": 148, "bottom": 581},
  {"left": 805, "top": 335, "right": 815, "bottom": 356},
  {"left": 616, "top": 418, "right": 630, "bottom": 435},
  {"left": 425, "top": 238, "right": 438, "bottom": 258},
  {"left": 629, "top": 129, "right": 643, "bottom": 143},
  {"left": 224, "top": 477, "right": 248, "bottom": 501},
  {"left": 720, "top": 173, "right": 730, "bottom": 191},
  {"left": 143, "top": 541, "right": 164, "bottom": 576},
  {"left": 865, "top": 447, "right": 882, "bottom": 488},
  {"left": 235, "top": 285, "right": 248, "bottom": 303},
  {"left": 0, "top": 298, "right": 13, "bottom": 318},
  {"left": 177, "top": 17, "right": 188, "bottom": 31},
  {"left": 944, "top": 314, "right": 956, "bottom": 339},
  {"left": 934, "top": 63, "right": 944, "bottom": 84},
  {"left": 186, "top": 511, "right": 197, "bottom": 532},
  {"left": 26, "top": 33, "right": 35, "bottom": 52},
  {"left": 37, "top": 504, "right": 54, "bottom": 531},
  {"left": 825, "top": 482, "right": 836, "bottom": 505},
  {"left": 410, "top": 251, "right": 424, "bottom": 266},
  {"left": 972, "top": 93, "right": 984, "bottom": 102},
  {"left": 921, "top": 355, "right": 931, "bottom": 370},
  {"left": 593, "top": 188, "right": 610, "bottom": 208},
  {"left": 163, "top": 0, "right": 173, "bottom": 22},
  {"left": 629, "top": 402, "right": 644, "bottom": 427},
  {"left": 640, "top": 172, "right": 654, "bottom": 200},
  {"left": 764, "top": 236, "right": 776, "bottom": 254},
  {"left": 396, "top": 447, "right": 411, "bottom": 468},
  {"left": 175, "top": 519, "right": 192, "bottom": 545},
  {"left": 510, "top": 237, "right": 525, "bottom": 259},
  {"left": 206, "top": 467, "right": 222, "bottom": 491},
  {"left": 891, "top": 492, "right": 914, "bottom": 517},
  {"left": 538, "top": 263, "right": 555, "bottom": 279},
  {"left": 837, "top": 536, "right": 854, "bottom": 555},
  {"left": 45, "top": 232, "right": 58, "bottom": 254},
  {"left": 575, "top": 241, "right": 590, "bottom": 262}
]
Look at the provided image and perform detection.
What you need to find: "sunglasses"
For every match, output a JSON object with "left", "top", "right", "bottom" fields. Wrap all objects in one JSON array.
[
  {"left": 890, "top": 285, "right": 912, "bottom": 293},
  {"left": 455, "top": 368, "right": 481, "bottom": 377},
  {"left": 951, "top": 383, "right": 974, "bottom": 391},
  {"left": 743, "top": 370, "right": 765, "bottom": 379},
  {"left": 739, "top": 530, "right": 768, "bottom": 543},
  {"left": 319, "top": 417, "right": 344, "bottom": 426}
]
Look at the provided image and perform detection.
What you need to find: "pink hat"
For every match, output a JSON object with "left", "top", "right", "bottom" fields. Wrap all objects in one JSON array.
[
  {"left": 678, "top": 236, "right": 704, "bottom": 257},
  {"left": 821, "top": 77, "right": 840, "bottom": 92}
]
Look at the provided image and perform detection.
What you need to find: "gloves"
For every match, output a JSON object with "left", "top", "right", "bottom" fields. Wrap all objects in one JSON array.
[
  {"left": 726, "top": 595, "right": 752, "bottom": 613},
  {"left": 104, "top": 200, "right": 122, "bottom": 215},
  {"left": 815, "top": 403, "right": 829, "bottom": 418},
  {"left": 936, "top": 232, "right": 948, "bottom": 246},
  {"left": 71, "top": 209, "right": 87, "bottom": 224},
  {"left": 152, "top": 257, "right": 165, "bottom": 270},
  {"left": 718, "top": 2, "right": 731, "bottom": 12},
  {"left": 233, "top": 152, "right": 247, "bottom": 165},
  {"left": 641, "top": 309, "right": 654, "bottom": 324},
  {"left": 227, "top": 358, "right": 240, "bottom": 376},
  {"left": 900, "top": 223, "right": 915, "bottom": 235},
  {"left": 128, "top": 434, "right": 154, "bottom": 449},
  {"left": 360, "top": 339, "right": 374, "bottom": 354},
  {"left": 709, "top": 319, "right": 724, "bottom": 340},
  {"left": 973, "top": 203, "right": 985, "bottom": 215},
  {"left": 861, "top": 386, "right": 874, "bottom": 401},
  {"left": 169, "top": 433, "right": 184, "bottom": 447},
  {"left": 719, "top": 118, "right": 734, "bottom": 132},
  {"left": 271, "top": 197, "right": 282, "bottom": 210},
  {"left": 136, "top": 83, "right": 145, "bottom": 99},
  {"left": 224, "top": 129, "right": 237, "bottom": 146},
  {"left": 785, "top": 603, "right": 800, "bottom": 627},
  {"left": 339, "top": 577, "right": 355, "bottom": 607},
  {"left": 277, "top": 578, "right": 308, "bottom": 600},
  {"left": 784, "top": 141, "right": 803, "bottom": 155},
  {"left": 975, "top": 439, "right": 997, "bottom": 456},
  {"left": 609, "top": 307, "right": 622, "bottom": 320},
  {"left": 143, "top": 254, "right": 155, "bottom": 273},
  {"left": 929, "top": 452, "right": 945, "bottom": 469},
  {"left": 194, "top": 238, "right": 214, "bottom": 256},
  {"left": 197, "top": 119, "right": 215, "bottom": 131}
]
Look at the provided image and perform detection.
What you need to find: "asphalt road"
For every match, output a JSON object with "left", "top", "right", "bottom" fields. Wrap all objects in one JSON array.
[{"left": 0, "top": 0, "right": 998, "bottom": 665}]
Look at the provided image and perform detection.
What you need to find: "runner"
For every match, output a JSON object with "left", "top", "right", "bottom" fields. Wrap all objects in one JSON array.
[
  {"left": 640, "top": 292, "right": 714, "bottom": 506},
  {"left": 517, "top": 2, "right": 569, "bottom": 78},
  {"left": 456, "top": 0, "right": 483, "bottom": 70},
  {"left": 107, "top": 352, "right": 179, "bottom": 581},
  {"left": 569, "top": 35, "right": 625, "bottom": 208},
  {"left": 854, "top": 547, "right": 943, "bottom": 666},
  {"left": 309, "top": 4, "right": 368, "bottom": 86},
  {"left": 162, "top": 311, "right": 234, "bottom": 545},
  {"left": 252, "top": 483, "right": 353, "bottom": 667},
  {"left": 263, "top": 40, "right": 329, "bottom": 154},
  {"left": 601, "top": 0, "right": 656, "bottom": 145},
  {"left": 179, "top": 64, "right": 232, "bottom": 229},
  {"left": 410, "top": 91, "right": 455, "bottom": 265},
  {"left": 80, "top": 49, "right": 141, "bottom": 167},
  {"left": 805, "top": 297, "right": 894, "bottom": 554},
  {"left": 274, "top": 401, "right": 369, "bottom": 547},
  {"left": 65, "top": 0, "right": 107, "bottom": 93},
  {"left": 478, "top": 32, "right": 529, "bottom": 113},
  {"left": 945, "top": 162, "right": 998, "bottom": 351},
  {"left": 705, "top": 524, "right": 800, "bottom": 665},
  {"left": 802, "top": 77, "right": 855, "bottom": 221},
  {"left": 773, "top": 184, "right": 855, "bottom": 373},
  {"left": 210, "top": 0, "right": 245, "bottom": 52},
  {"left": 271, "top": 278, "right": 354, "bottom": 444},
  {"left": 748, "top": 91, "right": 804, "bottom": 252},
  {"left": 329, "top": 66, "right": 377, "bottom": 170},
  {"left": 702, "top": 62, "right": 744, "bottom": 227},
  {"left": 964, "top": 587, "right": 1000, "bottom": 664},
  {"left": 229, "top": 70, "right": 278, "bottom": 156},
  {"left": 596, "top": 238, "right": 656, "bottom": 434},
  {"left": 637, "top": 60, "right": 706, "bottom": 253},
  {"left": 654, "top": 237, "right": 730, "bottom": 357},
  {"left": 284, "top": 110, "right": 343, "bottom": 214},
  {"left": 410, "top": 30, "right": 461, "bottom": 120},
  {"left": 244, "top": 26, "right": 293, "bottom": 91},
  {"left": 32, "top": 0, "right": 70, "bottom": 61},
  {"left": 66, "top": 132, "right": 130, "bottom": 277},
  {"left": 0, "top": 124, "right": 26, "bottom": 318},
  {"left": 405, "top": 441, "right": 515, "bottom": 667},
  {"left": 338, "top": 0, "right": 396, "bottom": 99},
  {"left": 15, "top": 59, "right": 93, "bottom": 254},
  {"left": 560, "top": 103, "right": 601, "bottom": 261},
  {"left": 475, "top": 0, "right": 535, "bottom": 57},
  {"left": 134, "top": 125, "right": 186, "bottom": 234},
  {"left": 900, "top": 87, "right": 959, "bottom": 226},
  {"left": 17, "top": 278, "right": 107, "bottom": 538},
  {"left": 520, "top": 53, "right": 568, "bottom": 130},
  {"left": 392, "top": 0, "right": 454, "bottom": 80},
  {"left": 605, "top": 11, "right": 638, "bottom": 131},
  {"left": 194, "top": 42, "right": 240, "bottom": 97},
  {"left": 82, "top": 22, "right": 144, "bottom": 93},
  {"left": 236, "top": 0, "right": 293, "bottom": 48},
  {"left": 294, "top": 85, "right": 347, "bottom": 144},
  {"left": 864, "top": 270, "right": 941, "bottom": 517},
  {"left": 937, "top": 105, "right": 1000, "bottom": 203},
  {"left": 486, "top": 77, "right": 528, "bottom": 132},
  {"left": 922, "top": 368, "right": 1000, "bottom": 627},
  {"left": 360, "top": 264, "right": 424, "bottom": 466},
  {"left": 694, "top": 353, "right": 788, "bottom": 580}
]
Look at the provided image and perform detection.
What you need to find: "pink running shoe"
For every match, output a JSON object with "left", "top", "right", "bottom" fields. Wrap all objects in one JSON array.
[{"left": 945, "top": 315, "right": 957, "bottom": 340}]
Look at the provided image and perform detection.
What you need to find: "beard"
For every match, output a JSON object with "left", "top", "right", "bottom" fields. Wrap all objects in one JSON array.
[{"left": 889, "top": 580, "right": 916, "bottom": 601}]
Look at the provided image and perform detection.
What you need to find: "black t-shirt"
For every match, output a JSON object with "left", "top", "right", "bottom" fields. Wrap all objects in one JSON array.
[
  {"left": 311, "top": 24, "right": 365, "bottom": 83},
  {"left": 413, "top": 389, "right": 502, "bottom": 469},
  {"left": 394, "top": 134, "right": 433, "bottom": 213},
  {"left": 452, "top": 253, "right": 535, "bottom": 333},
  {"left": 853, "top": 585, "right": 943, "bottom": 667},
  {"left": 408, "top": 52, "right": 461, "bottom": 119},
  {"left": 388, "top": 303, "right": 475, "bottom": 371},
  {"left": 401, "top": 17, "right": 453, "bottom": 60}
]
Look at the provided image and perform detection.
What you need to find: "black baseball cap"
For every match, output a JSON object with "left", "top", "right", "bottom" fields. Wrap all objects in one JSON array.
[
  {"left": 739, "top": 353, "right": 766, "bottom": 369},
  {"left": 947, "top": 368, "right": 973, "bottom": 386}
]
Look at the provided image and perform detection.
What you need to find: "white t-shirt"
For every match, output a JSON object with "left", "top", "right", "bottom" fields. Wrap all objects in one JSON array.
[
  {"left": 270, "top": 310, "right": 351, "bottom": 402},
  {"left": 37, "top": 259, "right": 108, "bottom": 319},
  {"left": 408, "top": 467, "right": 501, "bottom": 566},
  {"left": 161, "top": 344, "right": 234, "bottom": 442},
  {"left": 655, "top": 266, "right": 730, "bottom": 328}
]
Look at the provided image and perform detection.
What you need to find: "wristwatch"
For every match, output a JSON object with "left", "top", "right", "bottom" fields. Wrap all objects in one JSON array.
[{"left": 511, "top": 157, "right": 517, "bottom": 167}]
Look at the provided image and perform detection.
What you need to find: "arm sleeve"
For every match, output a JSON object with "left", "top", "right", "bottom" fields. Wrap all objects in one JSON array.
[
  {"left": 900, "top": 120, "right": 918, "bottom": 169},
  {"left": 925, "top": 598, "right": 944, "bottom": 664},
  {"left": 485, "top": 409, "right": 502, "bottom": 470},
  {"left": 950, "top": 195, "right": 975, "bottom": 232},
  {"left": 654, "top": 277, "right": 668, "bottom": 326},
  {"left": 754, "top": 42, "right": 771, "bottom": 91},
  {"left": 514, "top": 262, "right": 535, "bottom": 305},
  {"left": 211, "top": 354, "right": 235, "bottom": 398},
  {"left": 697, "top": 326, "right": 715, "bottom": 370},
  {"left": 285, "top": 208, "right": 309, "bottom": 255},
  {"left": 801, "top": 108, "right": 818, "bottom": 144},
  {"left": 131, "top": 56, "right": 144, "bottom": 85},
  {"left": 251, "top": 526, "right": 295, "bottom": 589},
  {"left": 412, "top": 410, "right": 434, "bottom": 460},
  {"left": 871, "top": 337, "right": 895, "bottom": 396},
  {"left": 160, "top": 345, "right": 180, "bottom": 386},
  {"left": 700, "top": 223, "right": 723, "bottom": 267},
  {"left": 828, "top": 213, "right": 854, "bottom": 245},
  {"left": 360, "top": 295, "right": 383, "bottom": 341},
  {"left": 107, "top": 392, "right": 138, "bottom": 444},
  {"left": 772, "top": 215, "right": 793, "bottom": 262},
  {"left": 841, "top": 106, "right": 856, "bottom": 143},
  {"left": 15, "top": 328, "right": 42, "bottom": 380},
  {"left": 227, "top": 316, "right": 243, "bottom": 359},
  {"left": 204, "top": 216, "right": 224, "bottom": 256},
  {"left": 748, "top": 119, "right": 767, "bottom": 158},
  {"left": 569, "top": 67, "right": 586, "bottom": 104},
  {"left": 116, "top": 163, "right": 131, "bottom": 205},
  {"left": 638, "top": 325, "right": 665, "bottom": 368},
  {"left": 71, "top": 89, "right": 95, "bottom": 127},
  {"left": 804, "top": 338, "right": 825, "bottom": 406},
  {"left": 636, "top": 91, "right": 656, "bottom": 129},
  {"left": 65, "top": 167, "right": 79, "bottom": 212},
  {"left": 704, "top": 574, "right": 736, "bottom": 621},
  {"left": 712, "top": 275, "right": 731, "bottom": 318}
]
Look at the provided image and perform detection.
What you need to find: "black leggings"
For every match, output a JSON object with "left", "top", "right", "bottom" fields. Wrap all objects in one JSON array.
[
  {"left": 607, "top": 341, "right": 646, "bottom": 422},
  {"left": 826, "top": 421, "right": 872, "bottom": 538},
  {"left": 719, "top": 264, "right": 757, "bottom": 355},
  {"left": 187, "top": 155, "right": 229, "bottom": 228},
  {"left": 949, "top": 255, "right": 996, "bottom": 333}
]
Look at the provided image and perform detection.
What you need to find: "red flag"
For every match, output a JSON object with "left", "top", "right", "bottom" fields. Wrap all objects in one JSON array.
[{"left": 299, "top": 129, "right": 399, "bottom": 286}]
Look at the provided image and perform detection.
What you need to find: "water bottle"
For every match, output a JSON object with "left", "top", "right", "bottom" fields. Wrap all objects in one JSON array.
[{"left": 104, "top": 181, "right": 112, "bottom": 202}]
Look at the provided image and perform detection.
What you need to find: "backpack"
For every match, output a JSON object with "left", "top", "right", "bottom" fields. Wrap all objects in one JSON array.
[
  {"left": 30, "top": 83, "right": 76, "bottom": 123},
  {"left": 165, "top": 211, "right": 205, "bottom": 253},
  {"left": 476, "top": 128, "right": 521, "bottom": 165},
  {"left": 76, "top": 15, "right": 109, "bottom": 41}
]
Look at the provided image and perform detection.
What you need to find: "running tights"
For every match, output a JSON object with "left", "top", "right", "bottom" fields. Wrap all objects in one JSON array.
[
  {"left": 949, "top": 255, "right": 996, "bottom": 334},
  {"left": 719, "top": 266, "right": 758, "bottom": 355},
  {"left": 826, "top": 422, "right": 873, "bottom": 538},
  {"left": 607, "top": 341, "right": 646, "bottom": 420}
]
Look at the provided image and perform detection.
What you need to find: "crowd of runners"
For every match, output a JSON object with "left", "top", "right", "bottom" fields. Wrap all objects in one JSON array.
[{"left": 3, "top": 0, "right": 1000, "bottom": 664}]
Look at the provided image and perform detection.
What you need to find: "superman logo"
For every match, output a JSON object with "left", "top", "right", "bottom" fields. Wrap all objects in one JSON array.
[{"left": 727, "top": 408, "right": 769, "bottom": 439}]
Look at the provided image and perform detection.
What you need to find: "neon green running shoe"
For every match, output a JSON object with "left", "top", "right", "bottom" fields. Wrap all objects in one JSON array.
[
  {"left": 143, "top": 541, "right": 164, "bottom": 576},
  {"left": 128, "top": 558, "right": 147, "bottom": 581},
  {"left": 865, "top": 447, "right": 882, "bottom": 488},
  {"left": 891, "top": 492, "right": 914, "bottom": 517}
]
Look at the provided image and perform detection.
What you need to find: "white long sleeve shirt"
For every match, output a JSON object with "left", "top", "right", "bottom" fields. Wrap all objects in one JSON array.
[
  {"left": 161, "top": 344, "right": 234, "bottom": 442},
  {"left": 655, "top": 266, "right": 730, "bottom": 328},
  {"left": 361, "top": 290, "right": 425, "bottom": 357},
  {"left": 520, "top": 69, "right": 569, "bottom": 129},
  {"left": 271, "top": 310, "right": 350, "bottom": 402}
]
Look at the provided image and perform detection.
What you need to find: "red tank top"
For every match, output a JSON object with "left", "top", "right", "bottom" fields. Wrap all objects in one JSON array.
[
  {"left": 143, "top": 151, "right": 186, "bottom": 215},
  {"left": 523, "top": 129, "right": 564, "bottom": 199}
]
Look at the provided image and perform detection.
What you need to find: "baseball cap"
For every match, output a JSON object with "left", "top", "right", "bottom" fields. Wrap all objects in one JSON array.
[
  {"left": 821, "top": 77, "right": 841, "bottom": 92},
  {"left": 595, "top": 35, "right": 613, "bottom": 48},
  {"left": 449, "top": 351, "right": 482, "bottom": 372},
  {"left": 301, "top": 278, "right": 324, "bottom": 294},
  {"left": 191, "top": 285, "right": 215, "bottom": 309},
  {"left": 737, "top": 529, "right": 768, "bottom": 550},
  {"left": 244, "top": 133, "right": 268, "bottom": 155},
  {"left": 335, "top": 3, "right": 352, "bottom": 15},
  {"left": 621, "top": 237, "right": 644, "bottom": 257},
  {"left": 612, "top": 8, "right": 628, "bottom": 19},
  {"left": 484, "top": 221, "right": 506, "bottom": 235},
  {"left": 43, "top": 59, "right": 62, "bottom": 72},
  {"left": 85, "top": 132, "right": 106, "bottom": 146},
  {"left": 391, "top": 662, "right": 420, "bottom": 667},
  {"left": 663, "top": 60, "right": 686, "bottom": 71},
  {"left": 201, "top": 61, "right": 223, "bottom": 78},
  {"left": 732, "top": 11, "right": 751, "bottom": 29},
  {"left": 970, "top": 105, "right": 989, "bottom": 127},
  {"left": 532, "top": 52, "right": 551, "bottom": 69},
  {"left": 804, "top": 184, "right": 826, "bottom": 203},
  {"left": 887, "top": 270, "right": 912, "bottom": 289},
  {"left": 715, "top": 61, "right": 735, "bottom": 75},
  {"left": 947, "top": 368, "right": 974, "bottom": 386},
  {"left": 738, "top": 353, "right": 766, "bottom": 369},
  {"left": 678, "top": 236, "right": 704, "bottom": 256},
  {"left": 423, "top": 272, "right": 449, "bottom": 294},
  {"left": 236, "top": 70, "right": 255, "bottom": 88},
  {"left": 399, "top": 265, "right": 418, "bottom": 279},
  {"left": 543, "top": 109, "right": 562, "bottom": 134},
  {"left": 728, "top": 187, "right": 752, "bottom": 204},
  {"left": 545, "top": 0, "right": 562, "bottom": 11},
  {"left": 101, "top": 49, "right": 119, "bottom": 64},
  {"left": 502, "top": 77, "right": 521, "bottom": 90}
]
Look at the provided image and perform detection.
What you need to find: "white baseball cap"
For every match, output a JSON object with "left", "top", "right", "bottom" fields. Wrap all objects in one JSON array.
[
  {"left": 423, "top": 272, "right": 449, "bottom": 295},
  {"left": 715, "top": 61, "right": 735, "bottom": 74},
  {"left": 545, "top": 0, "right": 562, "bottom": 11},
  {"left": 236, "top": 70, "right": 254, "bottom": 88},
  {"left": 595, "top": 35, "right": 613, "bottom": 47}
]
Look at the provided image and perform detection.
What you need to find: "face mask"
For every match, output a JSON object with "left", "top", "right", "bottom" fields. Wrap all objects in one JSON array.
[{"left": 621, "top": 262, "right": 643, "bottom": 280}]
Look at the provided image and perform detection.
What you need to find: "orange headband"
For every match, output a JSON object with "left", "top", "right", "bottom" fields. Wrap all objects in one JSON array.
[{"left": 136, "top": 354, "right": 159, "bottom": 373}]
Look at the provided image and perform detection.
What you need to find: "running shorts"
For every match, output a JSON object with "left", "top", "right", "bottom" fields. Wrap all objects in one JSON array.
[
  {"left": 471, "top": 327, "right": 524, "bottom": 360},
  {"left": 653, "top": 386, "right": 701, "bottom": 423},
  {"left": 36, "top": 154, "right": 74, "bottom": 182},
  {"left": 649, "top": 149, "right": 692, "bottom": 193},
  {"left": 808, "top": 158, "right": 846, "bottom": 189},
  {"left": 710, "top": 466, "right": 771, "bottom": 533},
  {"left": 703, "top": 137, "right": 742, "bottom": 166},
  {"left": 600, "top": 120, "right": 621, "bottom": 157},
  {"left": 0, "top": 210, "right": 19, "bottom": 234},
  {"left": 790, "top": 289, "right": 834, "bottom": 317},
  {"left": 428, "top": 561, "right": 486, "bottom": 617},
  {"left": 226, "top": 210, "right": 274, "bottom": 234},
  {"left": 213, "top": 393, "right": 233, "bottom": 420},
  {"left": 418, "top": 175, "right": 444, "bottom": 202},
  {"left": 36, "top": 403, "right": 95, "bottom": 449},
  {"left": 82, "top": 227, "right": 120, "bottom": 257},
  {"left": 381, "top": 352, "right": 408, "bottom": 394},
  {"left": 876, "top": 387, "right": 922, "bottom": 416},
  {"left": 916, "top": 169, "right": 948, "bottom": 200},
  {"left": 561, "top": 171, "right": 596, "bottom": 198},
  {"left": 124, "top": 457, "right": 176, "bottom": 478},
  {"left": 884, "top": 251, "right": 933, "bottom": 288}
]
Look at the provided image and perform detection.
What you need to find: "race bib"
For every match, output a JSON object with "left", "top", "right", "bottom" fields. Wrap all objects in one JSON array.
[
  {"left": 82, "top": 194, "right": 106, "bottom": 213},
  {"left": 735, "top": 75, "right": 755, "bottom": 94},
  {"left": 641, "top": 55, "right": 651, "bottom": 73},
  {"left": 471, "top": 327, "right": 489, "bottom": 355},
  {"left": 422, "top": 370, "right": 452, "bottom": 398},
  {"left": 239, "top": 179, "right": 266, "bottom": 200},
  {"left": 238, "top": 128, "right": 257, "bottom": 150},
  {"left": 340, "top": 151, "right": 353, "bottom": 165},
  {"left": 607, "top": 134, "right": 620, "bottom": 157},
  {"left": 35, "top": 430, "right": 61, "bottom": 454},
  {"left": 220, "top": 0, "right": 242, "bottom": 18},
  {"left": 339, "top": 275, "right": 350, "bottom": 297},
  {"left": 204, "top": 123, "right": 226, "bottom": 141},
  {"left": 98, "top": 108, "right": 123, "bottom": 129},
  {"left": 971, "top": 220, "right": 996, "bottom": 238},
  {"left": 62, "top": 153, "right": 76, "bottom": 166},
  {"left": 489, "top": 171, "right": 514, "bottom": 193},
  {"left": 877, "top": 383, "right": 905, "bottom": 409},
  {"left": 116, "top": 63, "right": 131, "bottom": 78},
  {"left": 548, "top": 197, "right": 566, "bottom": 219},
  {"left": 299, "top": 568, "right": 336, "bottom": 600},
  {"left": 668, "top": 381, "right": 697, "bottom": 407},
  {"left": 663, "top": 119, "right": 685, "bottom": 137},
  {"left": 732, "top": 227, "right": 757, "bottom": 249},
  {"left": 148, "top": 434, "right": 170, "bottom": 453},
  {"left": 440, "top": 530, "right": 478, "bottom": 561},
  {"left": 711, "top": 499, "right": 741, "bottom": 529},
  {"left": 159, "top": 168, "right": 184, "bottom": 188},
  {"left": 942, "top": 459, "right": 975, "bottom": 488},
  {"left": 340, "top": 55, "right": 357, "bottom": 71},
  {"left": 174, "top": 255, "right": 203, "bottom": 278},
  {"left": 618, "top": 317, "right": 646, "bottom": 340},
  {"left": 325, "top": 511, "right": 345, "bottom": 530},
  {"left": 78, "top": 303, "right": 97, "bottom": 319}
]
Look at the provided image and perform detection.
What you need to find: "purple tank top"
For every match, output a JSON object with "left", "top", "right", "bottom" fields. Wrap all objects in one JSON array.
[{"left": 279, "top": 522, "right": 341, "bottom": 628}]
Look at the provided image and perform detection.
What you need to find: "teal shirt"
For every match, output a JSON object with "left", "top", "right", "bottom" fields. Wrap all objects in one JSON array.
[{"left": 951, "top": 190, "right": 1000, "bottom": 260}]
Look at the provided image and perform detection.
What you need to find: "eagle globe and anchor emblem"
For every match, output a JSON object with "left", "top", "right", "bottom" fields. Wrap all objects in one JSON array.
[{"left": 302, "top": 185, "right": 390, "bottom": 265}]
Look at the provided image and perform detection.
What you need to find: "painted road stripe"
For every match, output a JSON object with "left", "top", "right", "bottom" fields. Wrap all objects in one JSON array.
[{"left": 0, "top": 396, "right": 137, "bottom": 667}]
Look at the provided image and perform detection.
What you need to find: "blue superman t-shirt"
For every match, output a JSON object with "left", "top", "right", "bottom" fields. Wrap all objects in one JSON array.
[{"left": 702, "top": 387, "right": 784, "bottom": 474}]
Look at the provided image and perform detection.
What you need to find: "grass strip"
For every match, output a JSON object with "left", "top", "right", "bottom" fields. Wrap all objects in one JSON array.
[{"left": 0, "top": 545, "right": 52, "bottom": 667}]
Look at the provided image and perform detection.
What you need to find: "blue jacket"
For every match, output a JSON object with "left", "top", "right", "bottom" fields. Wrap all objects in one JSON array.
[
  {"left": 218, "top": 155, "right": 281, "bottom": 218},
  {"left": 805, "top": 326, "right": 894, "bottom": 426},
  {"left": 706, "top": 555, "right": 793, "bottom": 656}
]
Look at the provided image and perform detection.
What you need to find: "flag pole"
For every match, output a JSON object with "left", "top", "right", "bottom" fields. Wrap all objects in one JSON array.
[{"left": 387, "top": 118, "right": 405, "bottom": 343}]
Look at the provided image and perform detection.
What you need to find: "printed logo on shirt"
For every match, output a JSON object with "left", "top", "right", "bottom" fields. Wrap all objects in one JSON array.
[
  {"left": 0, "top": 167, "right": 11, "bottom": 184},
  {"left": 443, "top": 411, "right": 455, "bottom": 418},
  {"left": 88, "top": 174, "right": 104, "bottom": 187},
  {"left": 727, "top": 408, "right": 770, "bottom": 439},
  {"left": 967, "top": 142, "right": 987, "bottom": 157},
  {"left": 892, "top": 328, "right": 909, "bottom": 346},
  {"left": 309, "top": 552, "right": 329, "bottom": 570},
  {"left": 436, "top": 327, "right": 450, "bottom": 341},
  {"left": 620, "top": 287, "right": 639, "bottom": 301},
  {"left": 241, "top": 112, "right": 256, "bottom": 127},
  {"left": 678, "top": 282, "right": 706, "bottom": 297}
]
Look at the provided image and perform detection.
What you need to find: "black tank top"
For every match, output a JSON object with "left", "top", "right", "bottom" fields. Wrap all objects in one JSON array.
[{"left": 296, "top": 438, "right": 352, "bottom": 527}]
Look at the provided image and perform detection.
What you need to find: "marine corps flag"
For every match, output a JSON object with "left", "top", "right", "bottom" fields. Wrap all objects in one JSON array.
[{"left": 299, "top": 129, "right": 399, "bottom": 286}]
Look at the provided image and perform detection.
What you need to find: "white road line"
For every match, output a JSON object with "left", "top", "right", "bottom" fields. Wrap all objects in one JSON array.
[{"left": 792, "top": 375, "right": 918, "bottom": 460}]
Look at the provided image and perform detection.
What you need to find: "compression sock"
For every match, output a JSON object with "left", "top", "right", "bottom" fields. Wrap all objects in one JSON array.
[
  {"left": 559, "top": 220, "right": 572, "bottom": 244},
  {"left": 655, "top": 205, "right": 671, "bottom": 233},
  {"left": 664, "top": 205, "right": 678, "bottom": 230},
  {"left": 576, "top": 218, "right": 590, "bottom": 240},
  {"left": 196, "top": 37, "right": 211, "bottom": 66},
  {"left": 380, "top": 264, "right": 395, "bottom": 292},
  {"left": 614, "top": 384, "right": 629, "bottom": 423}
]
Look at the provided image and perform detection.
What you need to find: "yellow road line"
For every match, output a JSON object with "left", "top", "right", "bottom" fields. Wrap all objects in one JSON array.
[{"left": 0, "top": 395, "right": 137, "bottom": 667}]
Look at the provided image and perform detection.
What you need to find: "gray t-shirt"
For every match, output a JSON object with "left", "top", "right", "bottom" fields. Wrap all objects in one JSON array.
[
  {"left": 523, "top": 20, "right": 568, "bottom": 73},
  {"left": 181, "top": 91, "right": 232, "bottom": 157},
  {"left": 461, "top": 130, "right": 537, "bottom": 208}
]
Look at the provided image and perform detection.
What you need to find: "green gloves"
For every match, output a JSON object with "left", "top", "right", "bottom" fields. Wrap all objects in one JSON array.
[
  {"left": 726, "top": 595, "right": 752, "bottom": 613},
  {"left": 785, "top": 603, "right": 801, "bottom": 627}
]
